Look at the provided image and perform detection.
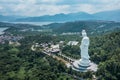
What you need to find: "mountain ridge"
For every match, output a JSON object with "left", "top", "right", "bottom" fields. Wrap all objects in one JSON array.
[{"left": 0, "top": 9, "right": 120, "bottom": 22}]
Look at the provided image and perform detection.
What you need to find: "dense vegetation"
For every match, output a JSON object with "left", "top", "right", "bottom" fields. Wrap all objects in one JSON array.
[
  {"left": 0, "top": 34, "right": 94, "bottom": 80},
  {"left": 47, "top": 21, "right": 120, "bottom": 35},
  {"left": 0, "top": 21, "right": 120, "bottom": 80},
  {"left": 1, "top": 21, "right": 120, "bottom": 36},
  {"left": 62, "top": 45, "right": 80, "bottom": 59},
  {"left": 90, "top": 31, "right": 120, "bottom": 80},
  {"left": 0, "top": 41, "right": 75, "bottom": 80},
  {"left": 60, "top": 31, "right": 120, "bottom": 80}
]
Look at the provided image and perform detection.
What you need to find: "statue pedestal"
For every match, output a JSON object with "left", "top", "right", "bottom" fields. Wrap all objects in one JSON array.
[
  {"left": 72, "top": 59, "right": 90, "bottom": 72},
  {"left": 72, "top": 59, "right": 97, "bottom": 72},
  {"left": 79, "top": 58, "right": 90, "bottom": 67}
]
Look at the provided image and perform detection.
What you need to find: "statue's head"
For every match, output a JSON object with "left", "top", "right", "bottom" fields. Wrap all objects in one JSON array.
[{"left": 82, "top": 30, "right": 87, "bottom": 37}]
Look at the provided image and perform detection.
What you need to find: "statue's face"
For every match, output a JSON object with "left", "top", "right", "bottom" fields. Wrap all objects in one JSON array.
[
  {"left": 82, "top": 30, "right": 87, "bottom": 37},
  {"left": 82, "top": 33, "right": 86, "bottom": 37}
]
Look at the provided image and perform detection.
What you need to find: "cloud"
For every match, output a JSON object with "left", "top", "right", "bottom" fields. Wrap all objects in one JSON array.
[
  {"left": 0, "top": 6, "right": 3, "bottom": 10},
  {"left": 40, "top": 0, "right": 59, "bottom": 3},
  {"left": 0, "top": 0, "right": 120, "bottom": 16}
]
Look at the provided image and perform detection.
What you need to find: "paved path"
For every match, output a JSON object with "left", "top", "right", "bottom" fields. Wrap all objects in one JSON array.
[
  {"left": 58, "top": 53, "right": 77, "bottom": 62},
  {"left": 31, "top": 45, "right": 36, "bottom": 51}
]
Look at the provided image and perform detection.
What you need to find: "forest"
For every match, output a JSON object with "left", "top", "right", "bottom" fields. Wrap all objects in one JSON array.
[
  {"left": 61, "top": 31, "right": 120, "bottom": 80},
  {"left": 0, "top": 34, "right": 92, "bottom": 80},
  {"left": 0, "top": 21, "right": 120, "bottom": 80}
]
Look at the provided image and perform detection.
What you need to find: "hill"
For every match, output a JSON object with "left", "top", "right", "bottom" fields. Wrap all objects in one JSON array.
[
  {"left": 44, "top": 21, "right": 120, "bottom": 35},
  {"left": 15, "top": 12, "right": 93, "bottom": 22},
  {"left": 14, "top": 9, "right": 120, "bottom": 22},
  {"left": 94, "top": 9, "right": 120, "bottom": 21},
  {"left": 0, "top": 28, "right": 120, "bottom": 80},
  {"left": 90, "top": 31, "right": 120, "bottom": 80},
  {"left": 0, "top": 15, "right": 24, "bottom": 22},
  {"left": 0, "top": 22, "right": 42, "bottom": 29},
  {"left": 1, "top": 20, "right": 120, "bottom": 36},
  {"left": 0, "top": 9, "right": 119, "bottom": 22}
]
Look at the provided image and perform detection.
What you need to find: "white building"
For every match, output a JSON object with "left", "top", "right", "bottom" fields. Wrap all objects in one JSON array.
[
  {"left": 67, "top": 41, "right": 79, "bottom": 46},
  {"left": 50, "top": 44, "right": 60, "bottom": 53}
]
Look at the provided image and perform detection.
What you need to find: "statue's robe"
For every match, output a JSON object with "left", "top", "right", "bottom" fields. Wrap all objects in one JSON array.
[{"left": 80, "top": 36, "right": 90, "bottom": 60}]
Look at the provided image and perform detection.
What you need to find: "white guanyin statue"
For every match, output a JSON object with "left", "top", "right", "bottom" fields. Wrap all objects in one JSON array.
[
  {"left": 73, "top": 30, "right": 90, "bottom": 71},
  {"left": 79, "top": 30, "right": 90, "bottom": 66},
  {"left": 80, "top": 30, "right": 90, "bottom": 59}
]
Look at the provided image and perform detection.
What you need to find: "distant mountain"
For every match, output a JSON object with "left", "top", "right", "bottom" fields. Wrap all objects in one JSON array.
[
  {"left": 94, "top": 9, "right": 120, "bottom": 21},
  {"left": 0, "top": 15, "right": 15, "bottom": 21},
  {"left": 0, "top": 15, "right": 25, "bottom": 21},
  {"left": 14, "top": 9, "right": 120, "bottom": 22},
  {"left": 15, "top": 12, "right": 94, "bottom": 22},
  {"left": 0, "top": 9, "right": 120, "bottom": 22},
  {"left": 0, "top": 21, "right": 42, "bottom": 30}
]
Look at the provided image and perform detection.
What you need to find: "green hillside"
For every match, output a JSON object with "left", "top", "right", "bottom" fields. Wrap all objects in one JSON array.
[
  {"left": 0, "top": 21, "right": 120, "bottom": 80},
  {"left": 51, "top": 21, "right": 120, "bottom": 34},
  {"left": 90, "top": 31, "right": 120, "bottom": 80}
]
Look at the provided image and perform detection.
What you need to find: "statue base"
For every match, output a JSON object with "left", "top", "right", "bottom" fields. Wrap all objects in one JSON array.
[{"left": 72, "top": 59, "right": 97, "bottom": 72}]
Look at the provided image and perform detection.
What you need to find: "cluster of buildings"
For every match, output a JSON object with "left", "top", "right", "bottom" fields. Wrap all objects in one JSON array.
[
  {"left": 61, "top": 32, "right": 80, "bottom": 35},
  {"left": 33, "top": 40, "right": 79, "bottom": 54},
  {"left": 44, "top": 44, "right": 60, "bottom": 54},
  {"left": 33, "top": 43, "right": 60, "bottom": 54},
  {"left": 0, "top": 34, "right": 23, "bottom": 44},
  {"left": 20, "top": 28, "right": 52, "bottom": 32}
]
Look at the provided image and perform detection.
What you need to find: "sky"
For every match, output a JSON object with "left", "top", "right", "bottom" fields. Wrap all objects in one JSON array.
[{"left": 0, "top": 0, "right": 120, "bottom": 16}]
